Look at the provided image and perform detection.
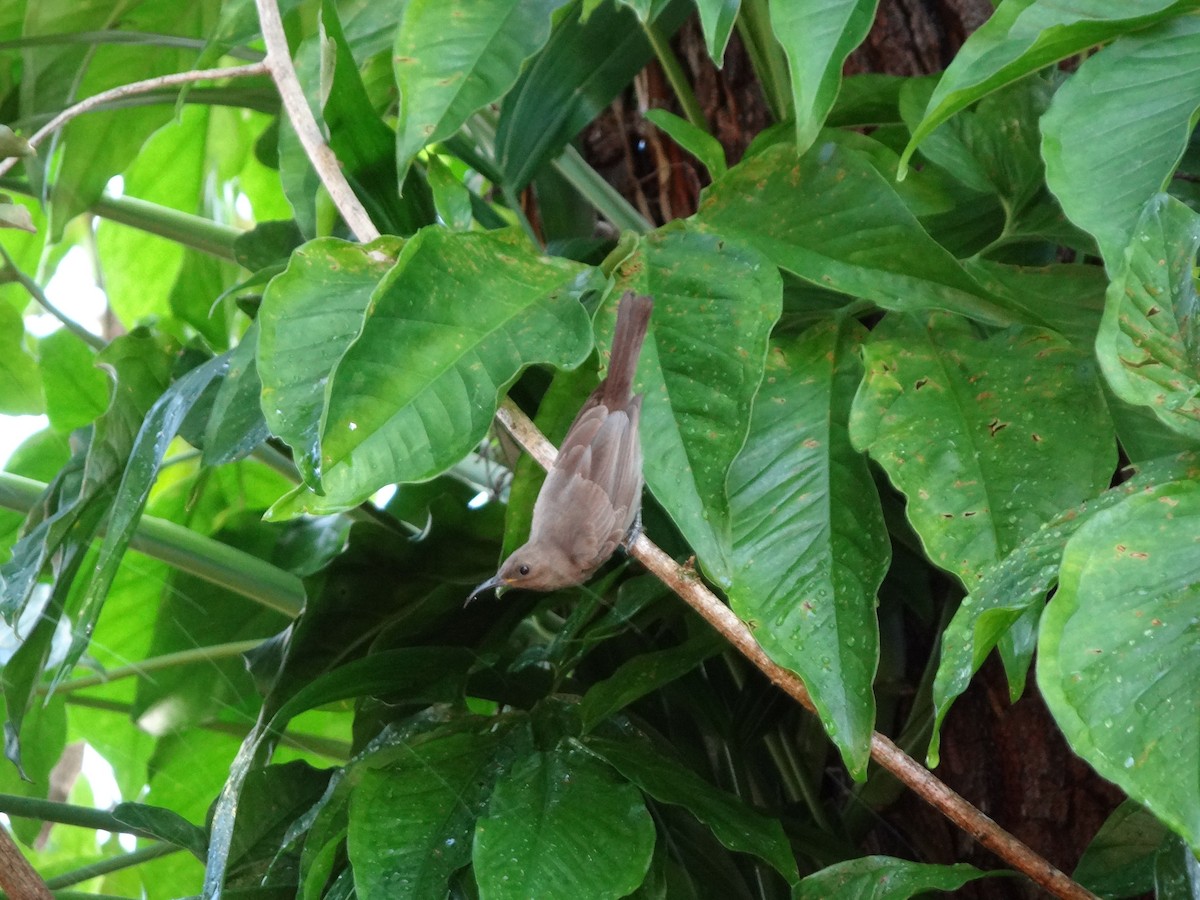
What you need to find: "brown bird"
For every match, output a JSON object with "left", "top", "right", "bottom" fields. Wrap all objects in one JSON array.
[{"left": 468, "top": 291, "right": 653, "bottom": 600}]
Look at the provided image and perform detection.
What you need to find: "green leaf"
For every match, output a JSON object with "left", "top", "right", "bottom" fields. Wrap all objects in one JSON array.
[
  {"left": 258, "top": 236, "right": 404, "bottom": 489},
  {"left": 271, "top": 227, "right": 594, "bottom": 517},
  {"left": 1041, "top": 15, "right": 1200, "bottom": 268},
  {"left": 394, "top": 0, "right": 564, "bottom": 182},
  {"left": 611, "top": 224, "right": 782, "bottom": 586},
  {"left": 37, "top": 329, "right": 110, "bottom": 431},
  {"left": 928, "top": 452, "right": 1200, "bottom": 766},
  {"left": 496, "top": 0, "right": 692, "bottom": 190},
  {"left": 695, "top": 141, "right": 1017, "bottom": 326},
  {"left": 1037, "top": 478, "right": 1200, "bottom": 852},
  {"left": 347, "top": 730, "right": 505, "bottom": 898},
  {"left": 61, "top": 351, "right": 234, "bottom": 684},
  {"left": 899, "top": 0, "right": 1200, "bottom": 174},
  {"left": 899, "top": 75, "right": 1051, "bottom": 224},
  {"left": 770, "top": 0, "right": 879, "bottom": 154},
  {"left": 111, "top": 802, "right": 208, "bottom": 858},
  {"left": 473, "top": 745, "right": 655, "bottom": 900},
  {"left": 0, "top": 301, "right": 42, "bottom": 415},
  {"left": 1097, "top": 194, "right": 1200, "bottom": 440},
  {"left": 584, "top": 736, "right": 799, "bottom": 882},
  {"left": 1074, "top": 800, "right": 1171, "bottom": 898},
  {"left": 794, "top": 856, "right": 995, "bottom": 899},
  {"left": 695, "top": 0, "right": 740, "bottom": 63},
  {"left": 959, "top": 259, "right": 1106, "bottom": 351},
  {"left": 426, "top": 155, "right": 474, "bottom": 231},
  {"left": 849, "top": 313, "right": 1116, "bottom": 589},
  {"left": 202, "top": 323, "right": 271, "bottom": 466},
  {"left": 578, "top": 628, "right": 723, "bottom": 730},
  {"left": 1154, "top": 835, "right": 1200, "bottom": 897},
  {"left": 93, "top": 106, "right": 208, "bottom": 328},
  {"left": 728, "top": 319, "right": 887, "bottom": 778},
  {"left": 644, "top": 109, "right": 727, "bottom": 179}
]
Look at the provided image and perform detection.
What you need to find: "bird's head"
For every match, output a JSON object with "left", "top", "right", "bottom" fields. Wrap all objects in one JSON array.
[{"left": 465, "top": 542, "right": 579, "bottom": 603}]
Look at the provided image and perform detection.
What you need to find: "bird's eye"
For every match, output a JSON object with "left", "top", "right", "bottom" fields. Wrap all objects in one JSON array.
[{"left": 518, "top": 564, "right": 531, "bottom": 576}]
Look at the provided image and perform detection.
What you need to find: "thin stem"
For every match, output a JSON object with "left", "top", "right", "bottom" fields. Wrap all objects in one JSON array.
[
  {"left": 736, "top": 0, "right": 791, "bottom": 123},
  {"left": 0, "top": 795, "right": 161, "bottom": 841},
  {"left": 48, "top": 640, "right": 266, "bottom": 694},
  {"left": 554, "top": 144, "right": 652, "bottom": 234},
  {"left": 0, "top": 62, "right": 270, "bottom": 179},
  {"left": 0, "top": 472, "right": 305, "bottom": 618},
  {"left": 90, "top": 194, "right": 241, "bottom": 261},
  {"left": 44, "top": 843, "right": 183, "bottom": 890},
  {"left": 0, "top": 243, "right": 104, "bottom": 350},
  {"left": 501, "top": 185, "right": 540, "bottom": 246},
  {"left": 255, "top": 0, "right": 379, "bottom": 243},
  {"left": 643, "top": 21, "right": 707, "bottom": 131},
  {"left": 493, "top": 398, "right": 1098, "bottom": 900},
  {"left": 0, "top": 31, "right": 264, "bottom": 61}
]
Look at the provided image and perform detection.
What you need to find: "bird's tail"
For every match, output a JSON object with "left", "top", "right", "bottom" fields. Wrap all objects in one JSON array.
[{"left": 602, "top": 291, "right": 653, "bottom": 406}]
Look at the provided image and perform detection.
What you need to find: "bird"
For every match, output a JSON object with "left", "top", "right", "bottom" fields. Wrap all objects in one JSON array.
[{"left": 468, "top": 291, "right": 653, "bottom": 601}]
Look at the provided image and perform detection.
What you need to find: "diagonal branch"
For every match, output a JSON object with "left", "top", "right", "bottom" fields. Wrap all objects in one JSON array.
[
  {"left": 496, "top": 398, "right": 1097, "bottom": 900},
  {"left": 0, "top": 61, "right": 270, "bottom": 179},
  {"left": 254, "top": 0, "right": 379, "bottom": 243}
]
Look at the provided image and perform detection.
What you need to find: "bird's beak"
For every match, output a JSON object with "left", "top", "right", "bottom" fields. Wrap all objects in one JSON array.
[{"left": 465, "top": 574, "right": 507, "bottom": 606}]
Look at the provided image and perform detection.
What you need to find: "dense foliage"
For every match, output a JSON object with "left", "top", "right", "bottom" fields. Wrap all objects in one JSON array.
[{"left": 0, "top": 0, "right": 1197, "bottom": 898}]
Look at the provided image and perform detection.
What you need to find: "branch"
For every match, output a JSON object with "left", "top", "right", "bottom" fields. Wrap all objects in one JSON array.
[
  {"left": 495, "top": 398, "right": 1098, "bottom": 900},
  {"left": 0, "top": 824, "right": 52, "bottom": 900},
  {"left": 254, "top": 0, "right": 379, "bottom": 243},
  {"left": 0, "top": 243, "right": 104, "bottom": 350},
  {"left": 0, "top": 61, "right": 270, "bottom": 179}
]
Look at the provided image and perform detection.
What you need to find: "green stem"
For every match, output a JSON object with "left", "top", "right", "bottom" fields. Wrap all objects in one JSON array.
[
  {"left": 0, "top": 795, "right": 158, "bottom": 839},
  {"left": 0, "top": 244, "right": 105, "bottom": 350},
  {"left": 0, "top": 31, "right": 264, "bottom": 60},
  {"left": 501, "top": 185, "right": 541, "bottom": 246},
  {"left": 49, "top": 640, "right": 266, "bottom": 694},
  {"left": 0, "top": 178, "right": 242, "bottom": 261},
  {"left": 736, "top": 0, "right": 791, "bottom": 122},
  {"left": 0, "top": 472, "right": 304, "bottom": 618},
  {"left": 44, "top": 843, "right": 182, "bottom": 890},
  {"left": 554, "top": 145, "right": 651, "bottom": 234},
  {"left": 644, "top": 22, "right": 707, "bottom": 131},
  {"left": 90, "top": 194, "right": 241, "bottom": 261}
]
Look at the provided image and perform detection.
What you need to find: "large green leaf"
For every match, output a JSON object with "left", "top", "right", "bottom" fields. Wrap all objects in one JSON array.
[
  {"left": 94, "top": 105, "right": 208, "bottom": 329},
  {"left": 794, "top": 856, "right": 995, "bottom": 899},
  {"left": 1074, "top": 800, "right": 1172, "bottom": 899},
  {"left": 269, "top": 227, "right": 594, "bottom": 517},
  {"left": 584, "top": 736, "right": 798, "bottom": 882},
  {"left": 495, "top": 0, "right": 691, "bottom": 190},
  {"left": 1038, "top": 479, "right": 1200, "bottom": 852},
  {"left": 347, "top": 730, "right": 505, "bottom": 898},
  {"left": 257, "top": 236, "right": 404, "bottom": 489},
  {"left": 1097, "top": 194, "right": 1200, "bottom": 440},
  {"left": 1041, "top": 15, "right": 1200, "bottom": 268},
  {"left": 928, "top": 452, "right": 1200, "bottom": 766},
  {"left": 770, "top": 0, "right": 879, "bottom": 154},
  {"left": 849, "top": 313, "right": 1115, "bottom": 589},
  {"left": 900, "top": 0, "right": 1200, "bottom": 173},
  {"left": 37, "top": 329, "right": 109, "bottom": 431},
  {"left": 727, "top": 319, "right": 887, "bottom": 778},
  {"left": 610, "top": 224, "right": 782, "bottom": 586},
  {"left": 694, "top": 141, "right": 1017, "bottom": 326},
  {"left": 394, "top": 0, "right": 564, "bottom": 182},
  {"left": 0, "top": 301, "right": 42, "bottom": 415},
  {"left": 473, "top": 745, "right": 655, "bottom": 899}
]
